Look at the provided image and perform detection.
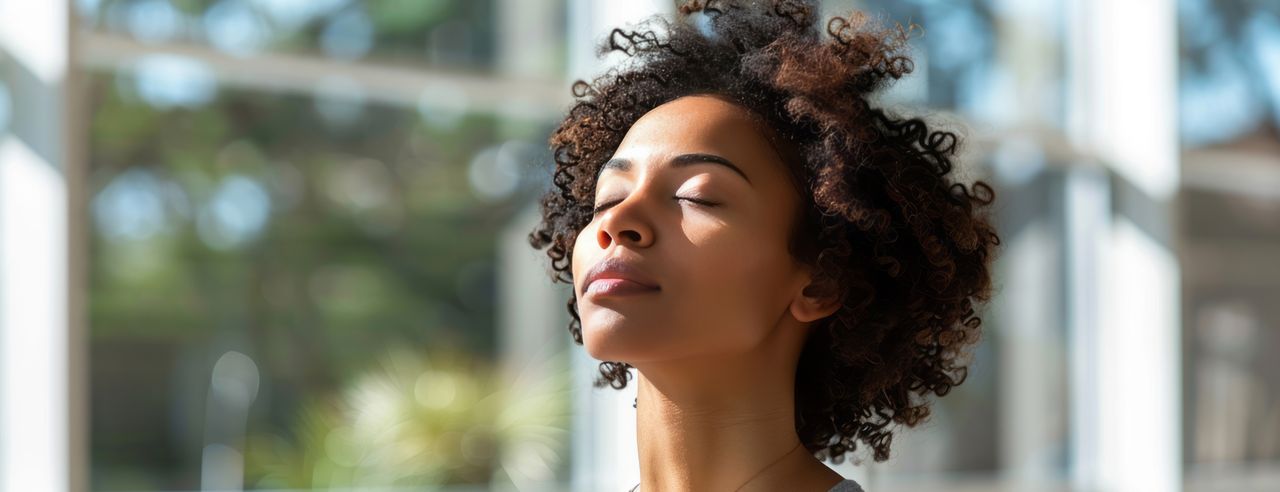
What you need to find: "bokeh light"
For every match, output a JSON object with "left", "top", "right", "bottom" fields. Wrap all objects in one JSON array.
[
  {"left": 203, "top": 0, "right": 273, "bottom": 58},
  {"left": 196, "top": 174, "right": 272, "bottom": 250},
  {"left": 132, "top": 55, "right": 218, "bottom": 109}
]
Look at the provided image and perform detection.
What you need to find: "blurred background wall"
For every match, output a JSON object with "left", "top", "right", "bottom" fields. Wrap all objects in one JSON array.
[{"left": 0, "top": 0, "right": 1277, "bottom": 491}]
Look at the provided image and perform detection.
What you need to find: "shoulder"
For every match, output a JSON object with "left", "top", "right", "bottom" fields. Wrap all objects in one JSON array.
[{"left": 827, "top": 478, "right": 865, "bottom": 492}]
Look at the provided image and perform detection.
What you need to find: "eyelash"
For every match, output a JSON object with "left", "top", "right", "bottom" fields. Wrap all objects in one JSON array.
[{"left": 591, "top": 196, "right": 718, "bottom": 215}]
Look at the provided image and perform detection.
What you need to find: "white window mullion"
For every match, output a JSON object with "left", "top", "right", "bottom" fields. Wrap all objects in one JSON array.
[
  {"left": 1066, "top": 0, "right": 1182, "bottom": 491},
  {"left": 0, "top": 1, "right": 84, "bottom": 492}
]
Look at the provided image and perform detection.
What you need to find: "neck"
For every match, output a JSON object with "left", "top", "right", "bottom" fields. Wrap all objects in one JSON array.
[{"left": 632, "top": 324, "right": 809, "bottom": 491}]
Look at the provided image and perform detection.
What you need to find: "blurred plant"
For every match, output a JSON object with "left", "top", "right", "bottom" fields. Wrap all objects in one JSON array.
[{"left": 244, "top": 345, "right": 571, "bottom": 488}]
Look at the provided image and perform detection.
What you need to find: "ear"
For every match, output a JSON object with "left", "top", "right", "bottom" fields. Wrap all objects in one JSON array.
[{"left": 788, "top": 275, "right": 843, "bottom": 323}]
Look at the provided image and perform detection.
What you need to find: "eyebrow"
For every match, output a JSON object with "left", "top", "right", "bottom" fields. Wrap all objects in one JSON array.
[{"left": 597, "top": 153, "right": 753, "bottom": 187}]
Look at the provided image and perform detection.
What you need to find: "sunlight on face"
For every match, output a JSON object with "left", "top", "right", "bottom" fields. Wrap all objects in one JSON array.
[{"left": 570, "top": 94, "right": 809, "bottom": 364}]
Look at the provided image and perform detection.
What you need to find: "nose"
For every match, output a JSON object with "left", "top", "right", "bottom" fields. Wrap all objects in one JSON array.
[{"left": 595, "top": 192, "right": 655, "bottom": 250}]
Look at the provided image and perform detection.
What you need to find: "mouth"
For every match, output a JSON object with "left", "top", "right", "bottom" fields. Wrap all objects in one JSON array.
[{"left": 584, "top": 278, "right": 661, "bottom": 298}]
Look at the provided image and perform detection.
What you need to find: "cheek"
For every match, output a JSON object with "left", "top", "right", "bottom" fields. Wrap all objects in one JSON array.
[
  {"left": 674, "top": 220, "right": 796, "bottom": 336},
  {"left": 686, "top": 212, "right": 791, "bottom": 280}
]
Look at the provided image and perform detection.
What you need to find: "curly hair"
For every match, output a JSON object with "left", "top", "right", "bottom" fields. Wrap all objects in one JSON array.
[{"left": 527, "top": 0, "right": 1001, "bottom": 464}]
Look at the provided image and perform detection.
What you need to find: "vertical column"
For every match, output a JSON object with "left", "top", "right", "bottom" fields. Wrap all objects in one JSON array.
[
  {"left": 497, "top": 0, "right": 562, "bottom": 82},
  {"left": 1066, "top": 0, "right": 1181, "bottom": 491},
  {"left": 493, "top": 0, "right": 570, "bottom": 415},
  {"left": 495, "top": 0, "right": 563, "bottom": 131},
  {"left": 994, "top": 171, "right": 1071, "bottom": 487},
  {"left": 0, "top": 1, "right": 84, "bottom": 492},
  {"left": 1062, "top": 162, "right": 1112, "bottom": 490},
  {"left": 986, "top": 0, "right": 1073, "bottom": 486},
  {"left": 497, "top": 204, "right": 575, "bottom": 490},
  {"left": 564, "top": 1, "right": 673, "bottom": 491}
]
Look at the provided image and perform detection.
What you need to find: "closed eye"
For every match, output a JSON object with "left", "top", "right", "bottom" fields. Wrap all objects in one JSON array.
[{"left": 591, "top": 196, "right": 719, "bottom": 215}]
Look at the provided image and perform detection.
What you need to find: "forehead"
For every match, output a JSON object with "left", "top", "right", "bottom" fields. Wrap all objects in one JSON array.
[{"left": 615, "top": 95, "right": 776, "bottom": 155}]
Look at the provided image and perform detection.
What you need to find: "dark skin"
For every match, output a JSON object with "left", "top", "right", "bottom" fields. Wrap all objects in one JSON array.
[{"left": 571, "top": 94, "right": 846, "bottom": 491}]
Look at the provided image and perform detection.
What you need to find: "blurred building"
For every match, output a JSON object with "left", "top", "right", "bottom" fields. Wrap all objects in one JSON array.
[{"left": 0, "top": 1, "right": 1276, "bottom": 491}]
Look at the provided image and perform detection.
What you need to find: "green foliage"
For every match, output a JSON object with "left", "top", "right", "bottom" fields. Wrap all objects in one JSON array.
[
  {"left": 243, "top": 347, "right": 571, "bottom": 488},
  {"left": 368, "top": 0, "right": 455, "bottom": 36},
  {"left": 86, "top": 68, "right": 561, "bottom": 487}
]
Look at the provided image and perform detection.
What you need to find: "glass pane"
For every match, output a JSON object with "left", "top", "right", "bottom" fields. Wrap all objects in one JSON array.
[
  {"left": 1178, "top": 0, "right": 1280, "bottom": 483},
  {"left": 85, "top": 56, "right": 568, "bottom": 492}
]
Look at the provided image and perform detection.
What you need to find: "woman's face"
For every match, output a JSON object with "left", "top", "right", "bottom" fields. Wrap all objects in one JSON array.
[{"left": 571, "top": 94, "right": 820, "bottom": 364}]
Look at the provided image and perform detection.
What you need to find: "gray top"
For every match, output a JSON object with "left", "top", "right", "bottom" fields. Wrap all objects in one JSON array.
[
  {"left": 629, "top": 477, "right": 864, "bottom": 491},
  {"left": 828, "top": 478, "right": 865, "bottom": 492}
]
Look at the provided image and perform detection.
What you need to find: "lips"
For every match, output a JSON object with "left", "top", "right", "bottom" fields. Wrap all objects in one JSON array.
[
  {"left": 581, "top": 256, "right": 660, "bottom": 297},
  {"left": 584, "top": 278, "right": 660, "bottom": 297}
]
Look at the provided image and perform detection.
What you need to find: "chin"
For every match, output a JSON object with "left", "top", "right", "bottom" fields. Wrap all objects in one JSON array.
[
  {"left": 580, "top": 315, "right": 643, "bottom": 362},
  {"left": 581, "top": 326, "right": 627, "bottom": 361}
]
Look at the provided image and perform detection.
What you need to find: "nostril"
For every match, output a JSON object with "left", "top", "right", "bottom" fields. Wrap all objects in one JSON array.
[{"left": 619, "top": 230, "right": 642, "bottom": 243}]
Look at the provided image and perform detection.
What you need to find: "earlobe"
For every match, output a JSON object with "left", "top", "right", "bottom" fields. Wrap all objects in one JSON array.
[{"left": 789, "top": 280, "right": 842, "bottom": 323}]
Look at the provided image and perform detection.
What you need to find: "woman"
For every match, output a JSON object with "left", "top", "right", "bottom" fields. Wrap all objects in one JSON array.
[{"left": 528, "top": 1, "right": 1001, "bottom": 490}]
